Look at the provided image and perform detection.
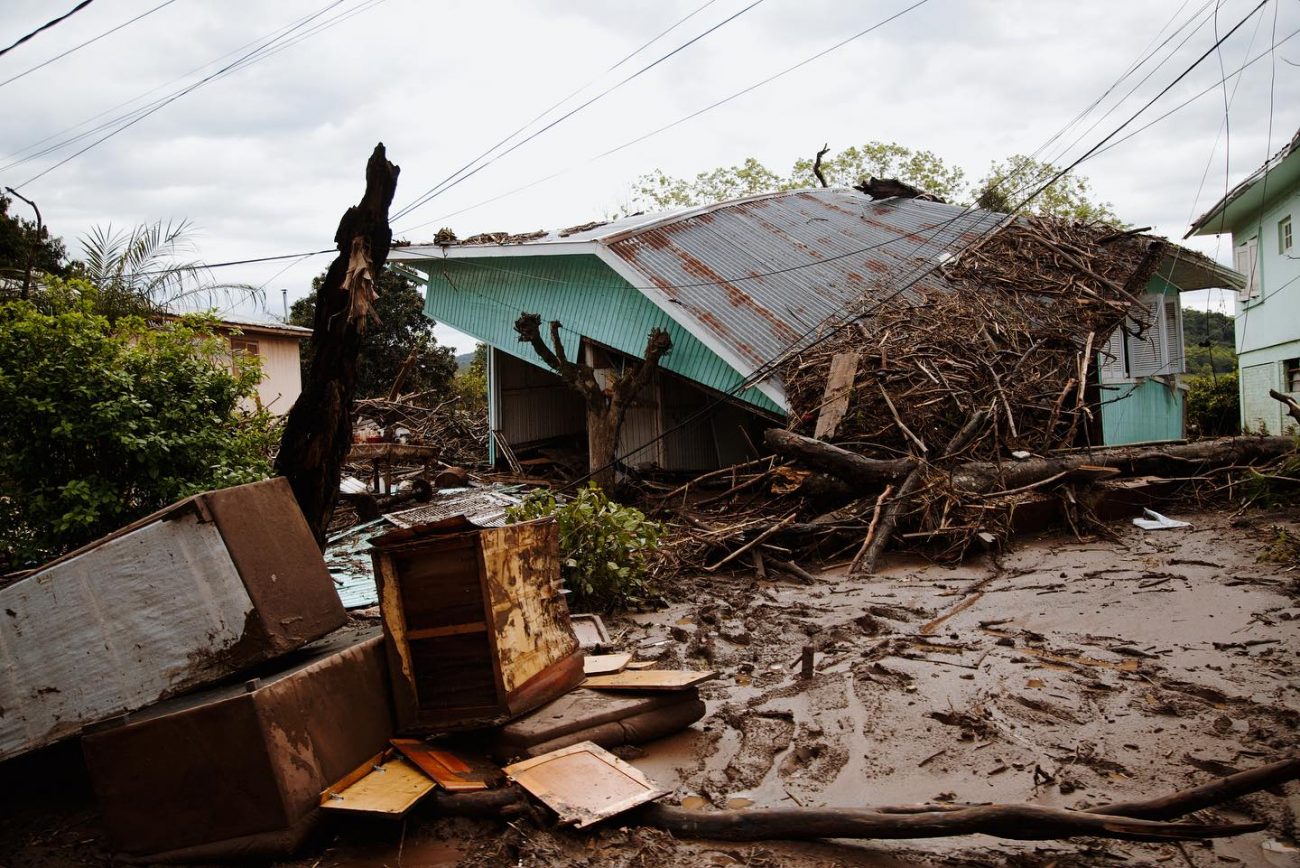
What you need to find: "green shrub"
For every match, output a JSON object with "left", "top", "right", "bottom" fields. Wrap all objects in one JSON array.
[
  {"left": 0, "top": 285, "right": 277, "bottom": 567},
  {"left": 1185, "top": 371, "right": 1239, "bottom": 438},
  {"left": 507, "top": 483, "right": 661, "bottom": 613}
]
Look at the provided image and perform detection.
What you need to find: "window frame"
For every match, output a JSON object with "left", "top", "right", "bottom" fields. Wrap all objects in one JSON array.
[{"left": 1280, "top": 216, "right": 1293, "bottom": 255}]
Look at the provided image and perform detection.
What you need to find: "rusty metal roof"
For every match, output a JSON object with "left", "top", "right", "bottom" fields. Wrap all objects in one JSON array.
[
  {"left": 597, "top": 189, "right": 1006, "bottom": 392},
  {"left": 394, "top": 189, "right": 1004, "bottom": 407}
]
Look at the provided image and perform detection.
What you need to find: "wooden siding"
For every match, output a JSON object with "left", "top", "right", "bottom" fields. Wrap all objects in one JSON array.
[{"left": 416, "top": 255, "right": 781, "bottom": 415}]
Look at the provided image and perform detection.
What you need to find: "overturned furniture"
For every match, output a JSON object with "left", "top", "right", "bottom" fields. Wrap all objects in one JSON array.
[
  {"left": 370, "top": 515, "right": 584, "bottom": 734},
  {"left": 82, "top": 632, "right": 393, "bottom": 861},
  {"left": 0, "top": 478, "right": 347, "bottom": 762}
]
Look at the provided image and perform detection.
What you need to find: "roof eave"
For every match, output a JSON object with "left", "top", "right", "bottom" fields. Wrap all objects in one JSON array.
[{"left": 389, "top": 240, "right": 602, "bottom": 261}]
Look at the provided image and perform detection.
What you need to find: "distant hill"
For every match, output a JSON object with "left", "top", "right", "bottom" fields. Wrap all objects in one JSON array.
[
  {"left": 456, "top": 351, "right": 476, "bottom": 371},
  {"left": 1183, "top": 308, "right": 1235, "bottom": 375}
]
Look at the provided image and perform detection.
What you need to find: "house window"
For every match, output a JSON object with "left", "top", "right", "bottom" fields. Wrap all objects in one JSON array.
[
  {"left": 1280, "top": 216, "right": 1293, "bottom": 254},
  {"left": 229, "top": 337, "right": 259, "bottom": 372},
  {"left": 1286, "top": 358, "right": 1300, "bottom": 394}
]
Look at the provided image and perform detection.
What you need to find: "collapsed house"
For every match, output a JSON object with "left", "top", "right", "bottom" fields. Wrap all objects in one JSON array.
[{"left": 390, "top": 188, "right": 1243, "bottom": 475}]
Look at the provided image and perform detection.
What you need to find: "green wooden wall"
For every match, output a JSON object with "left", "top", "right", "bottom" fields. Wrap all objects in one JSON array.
[{"left": 415, "top": 254, "right": 781, "bottom": 414}]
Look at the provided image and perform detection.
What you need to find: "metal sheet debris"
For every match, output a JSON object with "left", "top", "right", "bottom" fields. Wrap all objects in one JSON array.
[{"left": 386, "top": 485, "right": 526, "bottom": 528}]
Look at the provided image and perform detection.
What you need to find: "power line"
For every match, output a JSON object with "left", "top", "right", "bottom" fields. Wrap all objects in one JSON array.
[
  {"left": 0, "top": 0, "right": 383, "bottom": 175},
  {"left": 390, "top": 0, "right": 769, "bottom": 222},
  {"left": 0, "top": 0, "right": 98, "bottom": 60},
  {"left": 5, "top": 0, "right": 380, "bottom": 190},
  {"left": 0, "top": 0, "right": 181, "bottom": 91},
  {"left": 395, "top": 0, "right": 934, "bottom": 235},
  {"left": 391, "top": 0, "right": 724, "bottom": 224}
]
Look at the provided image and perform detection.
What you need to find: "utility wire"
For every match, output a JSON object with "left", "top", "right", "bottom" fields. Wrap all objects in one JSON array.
[
  {"left": 390, "top": 0, "right": 769, "bottom": 222},
  {"left": 0, "top": 0, "right": 180, "bottom": 91},
  {"left": 1, "top": 0, "right": 378, "bottom": 174},
  {"left": 0, "top": 0, "right": 97, "bottom": 60},
  {"left": 395, "top": 0, "right": 933, "bottom": 235},
  {"left": 393, "top": 0, "right": 723, "bottom": 221},
  {"left": 6, "top": 0, "right": 378, "bottom": 190}
]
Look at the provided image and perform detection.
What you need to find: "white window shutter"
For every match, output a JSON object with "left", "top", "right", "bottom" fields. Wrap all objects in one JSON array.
[
  {"left": 1163, "top": 297, "right": 1183, "bottom": 374},
  {"left": 1233, "top": 239, "right": 1260, "bottom": 300},
  {"left": 1098, "top": 326, "right": 1126, "bottom": 381},
  {"left": 1125, "top": 296, "right": 1162, "bottom": 378}
]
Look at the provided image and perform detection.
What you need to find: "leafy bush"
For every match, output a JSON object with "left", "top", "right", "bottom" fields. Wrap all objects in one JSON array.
[
  {"left": 1185, "top": 372, "right": 1239, "bottom": 438},
  {"left": 507, "top": 483, "right": 661, "bottom": 613},
  {"left": 0, "top": 285, "right": 277, "bottom": 567}
]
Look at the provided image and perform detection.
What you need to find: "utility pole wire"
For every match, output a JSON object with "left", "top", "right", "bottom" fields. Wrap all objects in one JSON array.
[
  {"left": 0, "top": 0, "right": 180, "bottom": 91},
  {"left": 0, "top": 0, "right": 98, "bottom": 60}
]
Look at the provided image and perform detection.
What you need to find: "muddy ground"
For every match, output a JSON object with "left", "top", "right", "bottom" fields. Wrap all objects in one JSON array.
[{"left": 2, "top": 505, "right": 1297, "bottom": 867}]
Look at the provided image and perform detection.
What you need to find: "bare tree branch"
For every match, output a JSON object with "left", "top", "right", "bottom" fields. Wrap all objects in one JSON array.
[{"left": 812, "top": 143, "right": 830, "bottom": 188}]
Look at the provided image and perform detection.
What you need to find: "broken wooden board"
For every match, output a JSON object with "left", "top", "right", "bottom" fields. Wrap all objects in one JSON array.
[
  {"left": 390, "top": 739, "right": 492, "bottom": 792},
  {"left": 320, "top": 752, "right": 435, "bottom": 817},
  {"left": 583, "top": 653, "right": 632, "bottom": 676},
  {"left": 625, "top": 660, "right": 658, "bottom": 670},
  {"left": 582, "top": 670, "right": 717, "bottom": 692},
  {"left": 813, "top": 352, "right": 860, "bottom": 440},
  {"left": 504, "top": 741, "right": 667, "bottom": 828},
  {"left": 1, "top": 478, "right": 346, "bottom": 764}
]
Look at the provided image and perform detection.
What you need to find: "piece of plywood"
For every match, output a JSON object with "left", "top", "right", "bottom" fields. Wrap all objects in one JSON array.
[
  {"left": 582, "top": 669, "right": 717, "bottom": 692},
  {"left": 505, "top": 741, "right": 667, "bottom": 828},
  {"left": 320, "top": 754, "right": 435, "bottom": 816},
  {"left": 583, "top": 653, "right": 632, "bottom": 676},
  {"left": 813, "top": 352, "right": 859, "bottom": 440},
  {"left": 390, "top": 739, "right": 491, "bottom": 792}
]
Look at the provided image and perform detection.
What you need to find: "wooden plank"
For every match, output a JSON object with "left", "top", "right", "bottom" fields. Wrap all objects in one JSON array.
[
  {"left": 405, "top": 622, "right": 487, "bottom": 641},
  {"left": 390, "top": 739, "right": 491, "bottom": 792},
  {"left": 505, "top": 741, "right": 667, "bottom": 828},
  {"left": 583, "top": 653, "right": 632, "bottom": 676},
  {"left": 813, "top": 352, "right": 859, "bottom": 440},
  {"left": 624, "top": 660, "right": 658, "bottom": 670},
  {"left": 319, "top": 754, "right": 435, "bottom": 816},
  {"left": 582, "top": 670, "right": 717, "bottom": 692}
]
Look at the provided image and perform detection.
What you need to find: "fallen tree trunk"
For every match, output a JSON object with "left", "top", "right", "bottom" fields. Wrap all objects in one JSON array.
[
  {"left": 764, "top": 430, "right": 1296, "bottom": 496},
  {"left": 633, "top": 801, "right": 1258, "bottom": 843},
  {"left": 427, "top": 757, "right": 1297, "bottom": 843}
]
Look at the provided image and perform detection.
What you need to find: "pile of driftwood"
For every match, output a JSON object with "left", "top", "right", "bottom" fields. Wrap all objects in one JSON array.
[
  {"left": 647, "top": 218, "right": 1298, "bottom": 577},
  {"left": 354, "top": 392, "right": 487, "bottom": 467}
]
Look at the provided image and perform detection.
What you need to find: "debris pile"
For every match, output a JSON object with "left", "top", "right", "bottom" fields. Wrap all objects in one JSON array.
[
  {"left": 354, "top": 392, "right": 487, "bottom": 467},
  {"left": 650, "top": 219, "right": 1298, "bottom": 572}
]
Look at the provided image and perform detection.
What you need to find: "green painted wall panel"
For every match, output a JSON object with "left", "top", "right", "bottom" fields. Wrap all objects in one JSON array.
[
  {"left": 416, "top": 254, "right": 781, "bottom": 414},
  {"left": 1099, "top": 377, "right": 1185, "bottom": 445}
]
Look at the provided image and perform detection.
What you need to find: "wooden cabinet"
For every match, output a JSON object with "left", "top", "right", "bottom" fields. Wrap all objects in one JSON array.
[{"left": 370, "top": 516, "right": 584, "bottom": 733}]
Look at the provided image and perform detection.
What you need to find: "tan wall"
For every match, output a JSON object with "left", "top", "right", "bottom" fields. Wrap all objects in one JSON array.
[{"left": 230, "top": 333, "right": 303, "bottom": 415}]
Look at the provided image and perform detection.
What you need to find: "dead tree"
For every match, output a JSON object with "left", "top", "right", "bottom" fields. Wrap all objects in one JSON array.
[
  {"left": 514, "top": 313, "right": 671, "bottom": 489},
  {"left": 276, "top": 143, "right": 400, "bottom": 546}
]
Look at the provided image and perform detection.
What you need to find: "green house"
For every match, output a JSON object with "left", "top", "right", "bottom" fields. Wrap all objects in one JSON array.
[{"left": 392, "top": 188, "right": 1242, "bottom": 471}]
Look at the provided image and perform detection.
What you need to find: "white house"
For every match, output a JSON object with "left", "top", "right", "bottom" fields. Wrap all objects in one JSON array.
[{"left": 1188, "top": 128, "right": 1300, "bottom": 434}]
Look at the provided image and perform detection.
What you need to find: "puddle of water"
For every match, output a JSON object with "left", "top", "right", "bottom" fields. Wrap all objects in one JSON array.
[{"left": 723, "top": 797, "right": 754, "bottom": 809}]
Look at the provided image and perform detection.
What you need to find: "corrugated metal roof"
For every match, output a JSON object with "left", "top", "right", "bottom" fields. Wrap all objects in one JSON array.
[
  {"left": 396, "top": 189, "right": 1004, "bottom": 408},
  {"left": 601, "top": 189, "right": 1005, "bottom": 383}
]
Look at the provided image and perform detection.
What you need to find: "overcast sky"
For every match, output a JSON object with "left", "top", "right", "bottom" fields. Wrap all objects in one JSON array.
[{"left": 2, "top": 0, "right": 1297, "bottom": 352}]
